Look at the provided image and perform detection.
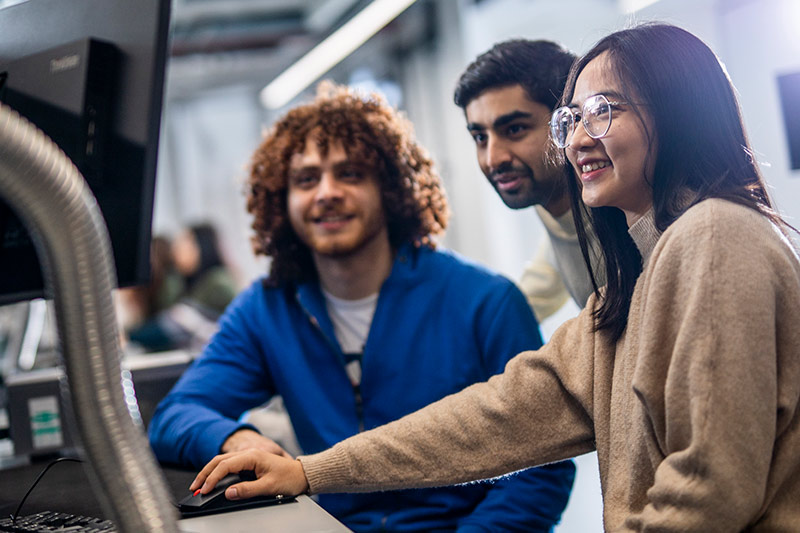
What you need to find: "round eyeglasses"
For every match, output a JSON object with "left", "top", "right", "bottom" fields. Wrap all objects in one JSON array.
[{"left": 550, "top": 94, "right": 625, "bottom": 149}]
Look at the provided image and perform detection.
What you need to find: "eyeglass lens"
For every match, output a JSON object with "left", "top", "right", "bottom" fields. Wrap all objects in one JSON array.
[{"left": 550, "top": 94, "right": 613, "bottom": 148}]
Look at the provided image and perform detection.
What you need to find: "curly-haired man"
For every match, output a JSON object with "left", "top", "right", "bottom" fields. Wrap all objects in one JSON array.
[{"left": 149, "top": 83, "right": 574, "bottom": 532}]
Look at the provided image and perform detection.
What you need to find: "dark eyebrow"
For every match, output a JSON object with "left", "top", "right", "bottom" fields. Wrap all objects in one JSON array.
[
  {"left": 467, "top": 110, "right": 532, "bottom": 132},
  {"left": 569, "top": 90, "right": 628, "bottom": 107},
  {"left": 288, "top": 165, "right": 319, "bottom": 178},
  {"left": 599, "top": 90, "right": 627, "bottom": 102},
  {"left": 332, "top": 161, "right": 369, "bottom": 172}
]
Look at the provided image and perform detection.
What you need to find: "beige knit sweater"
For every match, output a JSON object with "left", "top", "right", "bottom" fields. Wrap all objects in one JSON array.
[{"left": 299, "top": 199, "right": 800, "bottom": 532}]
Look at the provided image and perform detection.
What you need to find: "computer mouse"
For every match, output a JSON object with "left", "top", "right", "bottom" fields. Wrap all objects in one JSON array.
[
  {"left": 179, "top": 471, "right": 250, "bottom": 511},
  {"left": 178, "top": 470, "right": 291, "bottom": 517}
]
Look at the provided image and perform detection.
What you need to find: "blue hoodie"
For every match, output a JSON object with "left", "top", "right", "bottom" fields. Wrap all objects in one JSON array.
[{"left": 149, "top": 244, "right": 574, "bottom": 532}]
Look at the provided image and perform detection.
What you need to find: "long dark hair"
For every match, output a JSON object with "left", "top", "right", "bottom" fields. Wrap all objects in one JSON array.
[
  {"left": 186, "top": 223, "right": 224, "bottom": 288},
  {"left": 562, "top": 23, "right": 792, "bottom": 342}
]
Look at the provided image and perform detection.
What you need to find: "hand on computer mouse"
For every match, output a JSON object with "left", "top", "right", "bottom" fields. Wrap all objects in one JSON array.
[
  {"left": 179, "top": 469, "right": 290, "bottom": 516},
  {"left": 180, "top": 472, "right": 250, "bottom": 510},
  {"left": 190, "top": 449, "right": 309, "bottom": 501}
]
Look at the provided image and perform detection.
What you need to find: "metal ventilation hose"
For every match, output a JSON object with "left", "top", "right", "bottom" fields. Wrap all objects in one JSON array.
[{"left": 0, "top": 104, "right": 179, "bottom": 532}]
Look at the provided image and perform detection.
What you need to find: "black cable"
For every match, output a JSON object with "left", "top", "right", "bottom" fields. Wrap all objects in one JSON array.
[{"left": 10, "top": 457, "right": 83, "bottom": 523}]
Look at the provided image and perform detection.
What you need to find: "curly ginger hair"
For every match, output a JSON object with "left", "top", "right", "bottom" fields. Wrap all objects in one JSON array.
[{"left": 248, "top": 82, "right": 449, "bottom": 286}]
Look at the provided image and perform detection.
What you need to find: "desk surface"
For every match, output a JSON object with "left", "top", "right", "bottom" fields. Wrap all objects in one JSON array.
[
  {"left": 0, "top": 458, "right": 350, "bottom": 532},
  {"left": 178, "top": 495, "right": 349, "bottom": 533}
]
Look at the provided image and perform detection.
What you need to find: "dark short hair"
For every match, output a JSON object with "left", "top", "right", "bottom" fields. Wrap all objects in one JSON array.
[
  {"left": 561, "top": 23, "right": 788, "bottom": 341},
  {"left": 454, "top": 39, "right": 576, "bottom": 110},
  {"left": 248, "top": 82, "right": 449, "bottom": 286}
]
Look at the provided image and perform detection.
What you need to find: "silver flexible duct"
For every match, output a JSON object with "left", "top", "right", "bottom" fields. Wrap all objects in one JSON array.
[{"left": 0, "top": 103, "right": 179, "bottom": 532}]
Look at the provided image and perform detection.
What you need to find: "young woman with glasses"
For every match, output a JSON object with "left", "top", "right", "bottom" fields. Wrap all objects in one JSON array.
[{"left": 190, "top": 24, "right": 800, "bottom": 532}]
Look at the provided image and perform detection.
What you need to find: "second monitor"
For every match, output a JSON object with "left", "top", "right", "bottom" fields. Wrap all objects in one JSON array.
[{"left": 0, "top": 0, "right": 171, "bottom": 304}]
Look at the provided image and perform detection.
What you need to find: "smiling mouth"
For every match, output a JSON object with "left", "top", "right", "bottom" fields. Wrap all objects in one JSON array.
[
  {"left": 581, "top": 160, "right": 611, "bottom": 173},
  {"left": 312, "top": 213, "right": 355, "bottom": 230},
  {"left": 313, "top": 214, "right": 351, "bottom": 223},
  {"left": 492, "top": 172, "right": 529, "bottom": 192}
]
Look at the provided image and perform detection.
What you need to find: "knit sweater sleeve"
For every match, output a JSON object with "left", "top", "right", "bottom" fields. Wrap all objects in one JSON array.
[
  {"left": 623, "top": 200, "right": 800, "bottom": 531},
  {"left": 299, "top": 304, "right": 599, "bottom": 494}
]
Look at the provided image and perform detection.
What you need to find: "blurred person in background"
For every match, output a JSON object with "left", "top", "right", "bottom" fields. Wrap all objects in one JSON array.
[
  {"left": 171, "top": 223, "right": 238, "bottom": 317},
  {"left": 118, "top": 235, "right": 184, "bottom": 337},
  {"left": 127, "top": 223, "right": 237, "bottom": 353}
]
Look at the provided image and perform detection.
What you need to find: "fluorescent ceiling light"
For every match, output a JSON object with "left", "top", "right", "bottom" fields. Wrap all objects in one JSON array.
[
  {"left": 260, "top": 0, "right": 418, "bottom": 109},
  {"left": 619, "top": 0, "right": 660, "bottom": 14}
]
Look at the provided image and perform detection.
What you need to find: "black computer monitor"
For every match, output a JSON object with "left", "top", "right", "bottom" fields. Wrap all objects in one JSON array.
[{"left": 0, "top": 0, "right": 171, "bottom": 304}]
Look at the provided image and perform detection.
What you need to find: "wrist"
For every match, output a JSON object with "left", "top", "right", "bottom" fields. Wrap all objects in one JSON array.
[
  {"left": 295, "top": 458, "right": 311, "bottom": 495},
  {"left": 221, "top": 427, "right": 253, "bottom": 452}
]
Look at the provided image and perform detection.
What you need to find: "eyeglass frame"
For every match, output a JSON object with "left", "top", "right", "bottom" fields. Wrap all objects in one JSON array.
[{"left": 549, "top": 94, "right": 629, "bottom": 149}]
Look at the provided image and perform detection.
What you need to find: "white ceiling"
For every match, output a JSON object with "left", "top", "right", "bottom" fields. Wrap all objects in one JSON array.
[{"left": 166, "top": 0, "right": 437, "bottom": 99}]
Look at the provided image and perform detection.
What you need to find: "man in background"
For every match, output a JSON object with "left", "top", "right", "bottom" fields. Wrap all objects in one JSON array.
[
  {"left": 150, "top": 83, "right": 574, "bottom": 532},
  {"left": 455, "top": 39, "right": 603, "bottom": 320}
]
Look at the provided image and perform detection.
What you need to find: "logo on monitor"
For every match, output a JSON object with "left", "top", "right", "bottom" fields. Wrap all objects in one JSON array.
[{"left": 50, "top": 53, "right": 80, "bottom": 73}]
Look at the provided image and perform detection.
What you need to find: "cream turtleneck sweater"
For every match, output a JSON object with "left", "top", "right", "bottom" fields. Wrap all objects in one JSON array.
[{"left": 300, "top": 198, "right": 800, "bottom": 532}]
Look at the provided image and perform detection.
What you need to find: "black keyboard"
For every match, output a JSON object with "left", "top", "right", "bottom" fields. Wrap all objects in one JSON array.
[{"left": 0, "top": 511, "right": 115, "bottom": 532}]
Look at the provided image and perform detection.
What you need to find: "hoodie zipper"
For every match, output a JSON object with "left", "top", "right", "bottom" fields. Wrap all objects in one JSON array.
[{"left": 296, "top": 293, "right": 365, "bottom": 433}]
